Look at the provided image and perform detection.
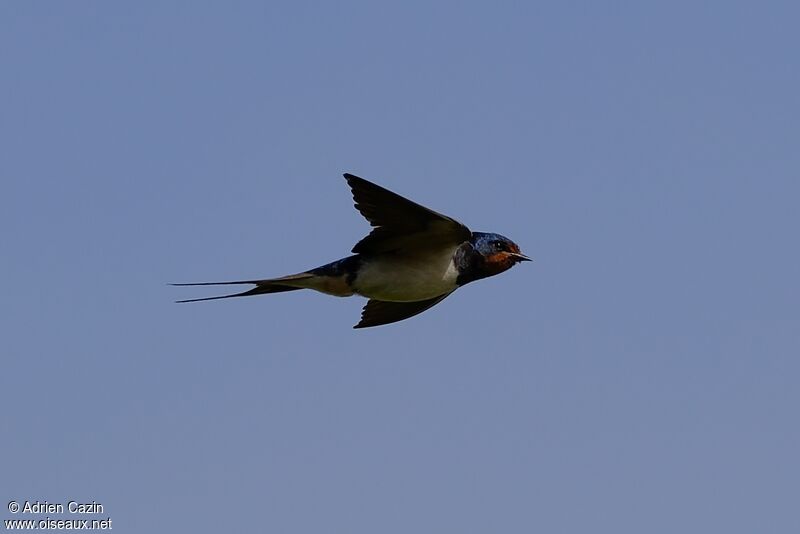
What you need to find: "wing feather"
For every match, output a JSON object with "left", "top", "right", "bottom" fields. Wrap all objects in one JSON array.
[
  {"left": 354, "top": 292, "right": 453, "bottom": 328},
  {"left": 344, "top": 174, "right": 471, "bottom": 254}
]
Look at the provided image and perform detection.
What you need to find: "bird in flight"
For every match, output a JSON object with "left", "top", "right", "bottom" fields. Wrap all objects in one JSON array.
[{"left": 174, "top": 173, "right": 531, "bottom": 328}]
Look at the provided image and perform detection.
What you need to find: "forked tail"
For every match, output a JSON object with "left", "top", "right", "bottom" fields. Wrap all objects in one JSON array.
[{"left": 171, "top": 274, "right": 314, "bottom": 303}]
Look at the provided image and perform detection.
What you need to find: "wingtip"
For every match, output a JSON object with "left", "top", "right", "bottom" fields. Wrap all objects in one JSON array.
[
  {"left": 353, "top": 312, "right": 372, "bottom": 329},
  {"left": 343, "top": 172, "right": 364, "bottom": 184}
]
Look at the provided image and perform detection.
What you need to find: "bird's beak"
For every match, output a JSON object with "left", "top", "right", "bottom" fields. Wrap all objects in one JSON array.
[{"left": 510, "top": 252, "right": 532, "bottom": 262}]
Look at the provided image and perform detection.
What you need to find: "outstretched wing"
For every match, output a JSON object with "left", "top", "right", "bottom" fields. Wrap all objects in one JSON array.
[
  {"left": 354, "top": 292, "right": 453, "bottom": 329},
  {"left": 344, "top": 173, "right": 471, "bottom": 255}
]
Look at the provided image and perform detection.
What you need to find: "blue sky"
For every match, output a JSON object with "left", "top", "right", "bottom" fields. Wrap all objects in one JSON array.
[{"left": 2, "top": 2, "right": 798, "bottom": 532}]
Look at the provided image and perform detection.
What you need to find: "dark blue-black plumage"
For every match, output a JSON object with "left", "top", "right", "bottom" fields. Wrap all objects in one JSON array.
[{"left": 174, "top": 174, "right": 530, "bottom": 328}]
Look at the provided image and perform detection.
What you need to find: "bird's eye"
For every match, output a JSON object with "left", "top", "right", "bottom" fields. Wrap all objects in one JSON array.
[{"left": 493, "top": 241, "right": 504, "bottom": 251}]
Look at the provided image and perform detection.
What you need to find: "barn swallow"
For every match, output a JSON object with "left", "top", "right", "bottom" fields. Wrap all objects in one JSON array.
[{"left": 174, "top": 173, "right": 531, "bottom": 328}]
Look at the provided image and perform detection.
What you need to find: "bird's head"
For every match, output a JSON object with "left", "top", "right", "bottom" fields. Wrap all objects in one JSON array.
[{"left": 470, "top": 232, "right": 531, "bottom": 275}]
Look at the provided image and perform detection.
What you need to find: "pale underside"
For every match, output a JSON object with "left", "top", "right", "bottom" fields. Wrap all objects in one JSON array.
[
  {"left": 279, "top": 245, "right": 458, "bottom": 302},
  {"left": 352, "top": 245, "right": 460, "bottom": 302}
]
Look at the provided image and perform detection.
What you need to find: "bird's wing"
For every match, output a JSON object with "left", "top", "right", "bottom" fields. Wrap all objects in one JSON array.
[
  {"left": 354, "top": 292, "right": 453, "bottom": 328},
  {"left": 344, "top": 173, "right": 471, "bottom": 255}
]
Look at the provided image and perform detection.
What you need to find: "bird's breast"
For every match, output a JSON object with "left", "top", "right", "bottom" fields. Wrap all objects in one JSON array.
[{"left": 352, "top": 247, "right": 459, "bottom": 302}]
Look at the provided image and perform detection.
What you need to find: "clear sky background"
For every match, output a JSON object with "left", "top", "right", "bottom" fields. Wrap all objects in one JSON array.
[{"left": 2, "top": 2, "right": 798, "bottom": 533}]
